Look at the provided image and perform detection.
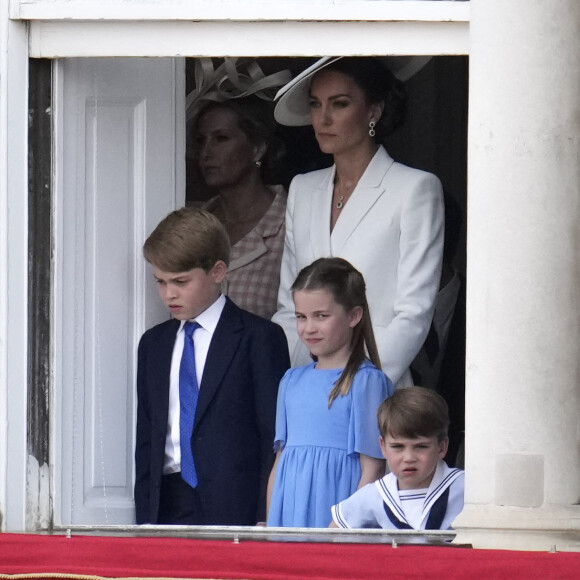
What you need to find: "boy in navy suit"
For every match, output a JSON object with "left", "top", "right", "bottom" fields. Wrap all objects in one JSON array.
[{"left": 135, "top": 207, "right": 289, "bottom": 525}]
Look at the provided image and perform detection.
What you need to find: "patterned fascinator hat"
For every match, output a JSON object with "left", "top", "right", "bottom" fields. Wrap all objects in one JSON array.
[{"left": 186, "top": 57, "right": 292, "bottom": 123}]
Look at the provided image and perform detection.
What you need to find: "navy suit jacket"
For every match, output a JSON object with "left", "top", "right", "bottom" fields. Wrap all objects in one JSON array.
[{"left": 134, "top": 297, "right": 290, "bottom": 525}]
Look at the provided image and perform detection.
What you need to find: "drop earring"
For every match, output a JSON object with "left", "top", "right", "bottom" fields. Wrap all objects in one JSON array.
[{"left": 368, "top": 121, "right": 376, "bottom": 138}]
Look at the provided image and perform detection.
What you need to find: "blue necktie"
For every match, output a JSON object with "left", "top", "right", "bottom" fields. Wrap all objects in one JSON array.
[{"left": 179, "top": 321, "right": 201, "bottom": 488}]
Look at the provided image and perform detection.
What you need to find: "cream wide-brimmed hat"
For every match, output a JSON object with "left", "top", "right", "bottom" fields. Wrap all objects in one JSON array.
[{"left": 273, "top": 55, "right": 431, "bottom": 126}]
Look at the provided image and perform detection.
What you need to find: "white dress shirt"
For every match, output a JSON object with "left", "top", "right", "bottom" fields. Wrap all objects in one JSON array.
[{"left": 163, "top": 294, "right": 226, "bottom": 474}]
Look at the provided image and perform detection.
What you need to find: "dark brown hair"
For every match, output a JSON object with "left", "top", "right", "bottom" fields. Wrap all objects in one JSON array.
[
  {"left": 143, "top": 207, "right": 230, "bottom": 272},
  {"left": 316, "top": 57, "right": 408, "bottom": 139},
  {"left": 377, "top": 386, "right": 449, "bottom": 442},
  {"left": 291, "top": 257, "right": 381, "bottom": 406}
]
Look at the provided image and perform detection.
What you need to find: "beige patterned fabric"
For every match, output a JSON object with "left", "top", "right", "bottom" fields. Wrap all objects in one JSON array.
[{"left": 205, "top": 186, "right": 286, "bottom": 319}]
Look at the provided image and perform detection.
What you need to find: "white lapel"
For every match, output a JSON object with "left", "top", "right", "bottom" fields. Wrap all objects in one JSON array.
[
  {"left": 419, "top": 460, "right": 464, "bottom": 528},
  {"left": 376, "top": 472, "right": 409, "bottom": 526},
  {"left": 307, "top": 165, "right": 335, "bottom": 258},
  {"left": 376, "top": 460, "right": 463, "bottom": 530},
  {"left": 330, "top": 146, "right": 395, "bottom": 254}
]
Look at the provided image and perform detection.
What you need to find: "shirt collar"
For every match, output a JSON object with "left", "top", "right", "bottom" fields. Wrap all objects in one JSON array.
[{"left": 178, "top": 293, "right": 226, "bottom": 335}]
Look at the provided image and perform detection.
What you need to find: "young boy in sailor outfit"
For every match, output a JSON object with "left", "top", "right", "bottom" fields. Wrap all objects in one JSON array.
[{"left": 331, "top": 386, "right": 464, "bottom": 531}]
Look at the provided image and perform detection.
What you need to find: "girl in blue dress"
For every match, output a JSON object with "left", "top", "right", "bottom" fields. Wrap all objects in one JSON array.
[{"left": 267, "top": 257, "right": 394, "bottom": 527}]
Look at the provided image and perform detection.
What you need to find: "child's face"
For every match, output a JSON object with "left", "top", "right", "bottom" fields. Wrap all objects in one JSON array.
[
  {"left": 293, "top": 288, "right": 362, "bottom": 369},
  {"left": 380, "top": 433, "right": 448, "bottom": 490},
  {"left": 153, "top": 262, "right": 226, "bottom": 320}
]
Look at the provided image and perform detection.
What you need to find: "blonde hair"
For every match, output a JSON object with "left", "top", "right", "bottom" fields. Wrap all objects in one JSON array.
[
  {"left": 143, "top": 207, "right": 230, "bottom": 272},
  {"left": 291, "top": 257, "right": 381, "bottom": 406},
  {"left": 377, "top": 386, "right": 449, "bottom": 442}
]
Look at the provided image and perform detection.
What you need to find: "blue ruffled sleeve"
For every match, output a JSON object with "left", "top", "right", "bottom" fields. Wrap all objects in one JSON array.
[
  {"left": 273, "top": 368, "right": 293, "bottom": 451},
  {"left": 347, "top": 363, "right": 394, "bottom": 458}
]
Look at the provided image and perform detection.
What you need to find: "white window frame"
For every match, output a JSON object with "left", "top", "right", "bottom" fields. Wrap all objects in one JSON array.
[
  {"left": 14, "top": 0, "right": 469, "bottom": 23},
  {"left": 2, "top": 0, "right": 469, "bottom": 532},
  {"left": 16, "top": 1, "right": 469, "bottom": 58}
]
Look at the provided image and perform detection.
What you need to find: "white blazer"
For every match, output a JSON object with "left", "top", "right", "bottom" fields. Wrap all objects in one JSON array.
[{"left": 272, "top": 146, "right": 444, "bottom": 387}]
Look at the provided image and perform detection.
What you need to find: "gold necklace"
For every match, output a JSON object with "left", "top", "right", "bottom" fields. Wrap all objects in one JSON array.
[{"left": 334, "top": 183, "right": 354, "bottom": 210}]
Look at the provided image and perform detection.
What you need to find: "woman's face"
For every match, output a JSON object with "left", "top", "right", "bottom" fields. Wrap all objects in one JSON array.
[
  {"left": 309, "top": 69, "right": 380, "bottom": 157},
  {"left": 196, "top": 107, "right": 258, "bottom": 190}
]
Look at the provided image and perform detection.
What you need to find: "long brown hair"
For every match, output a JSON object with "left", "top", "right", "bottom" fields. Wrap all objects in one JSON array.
[{"left": 291, "top": 257, "right": 381, "bottom": 406}]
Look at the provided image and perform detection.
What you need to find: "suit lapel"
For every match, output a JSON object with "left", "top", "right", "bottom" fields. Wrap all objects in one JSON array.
[
  {"left": 194, "top": 298, "right": 243, "bottom": 428},
  {"left": 228, "top": 240, "right": 268, "bottom": 272},
  {"left": 331, "top": 146, "right": 394, "bottom": 254},
  {"left": 152, "top": 319, "right": 180, "bottom": 431},
  {"left": 308, "top": 166, "right": 334, "bottom": 258},
  {"left": 227, "top": 188, "right": 286, "bottom": 272}
]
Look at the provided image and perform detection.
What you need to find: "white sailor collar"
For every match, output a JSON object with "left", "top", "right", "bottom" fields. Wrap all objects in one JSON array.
[{"left": 376, "top": 460, "right": 463, "bottom": 530}]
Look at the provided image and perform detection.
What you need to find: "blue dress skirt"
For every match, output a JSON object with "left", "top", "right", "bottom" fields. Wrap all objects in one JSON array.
[{"left": 267, "top": 360, "right": 393, "bottom": 528}]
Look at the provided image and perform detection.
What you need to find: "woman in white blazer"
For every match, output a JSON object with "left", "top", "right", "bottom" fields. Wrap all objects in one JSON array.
[{"left": 272, "top": 57, "right": 444, "bottom": 388}]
